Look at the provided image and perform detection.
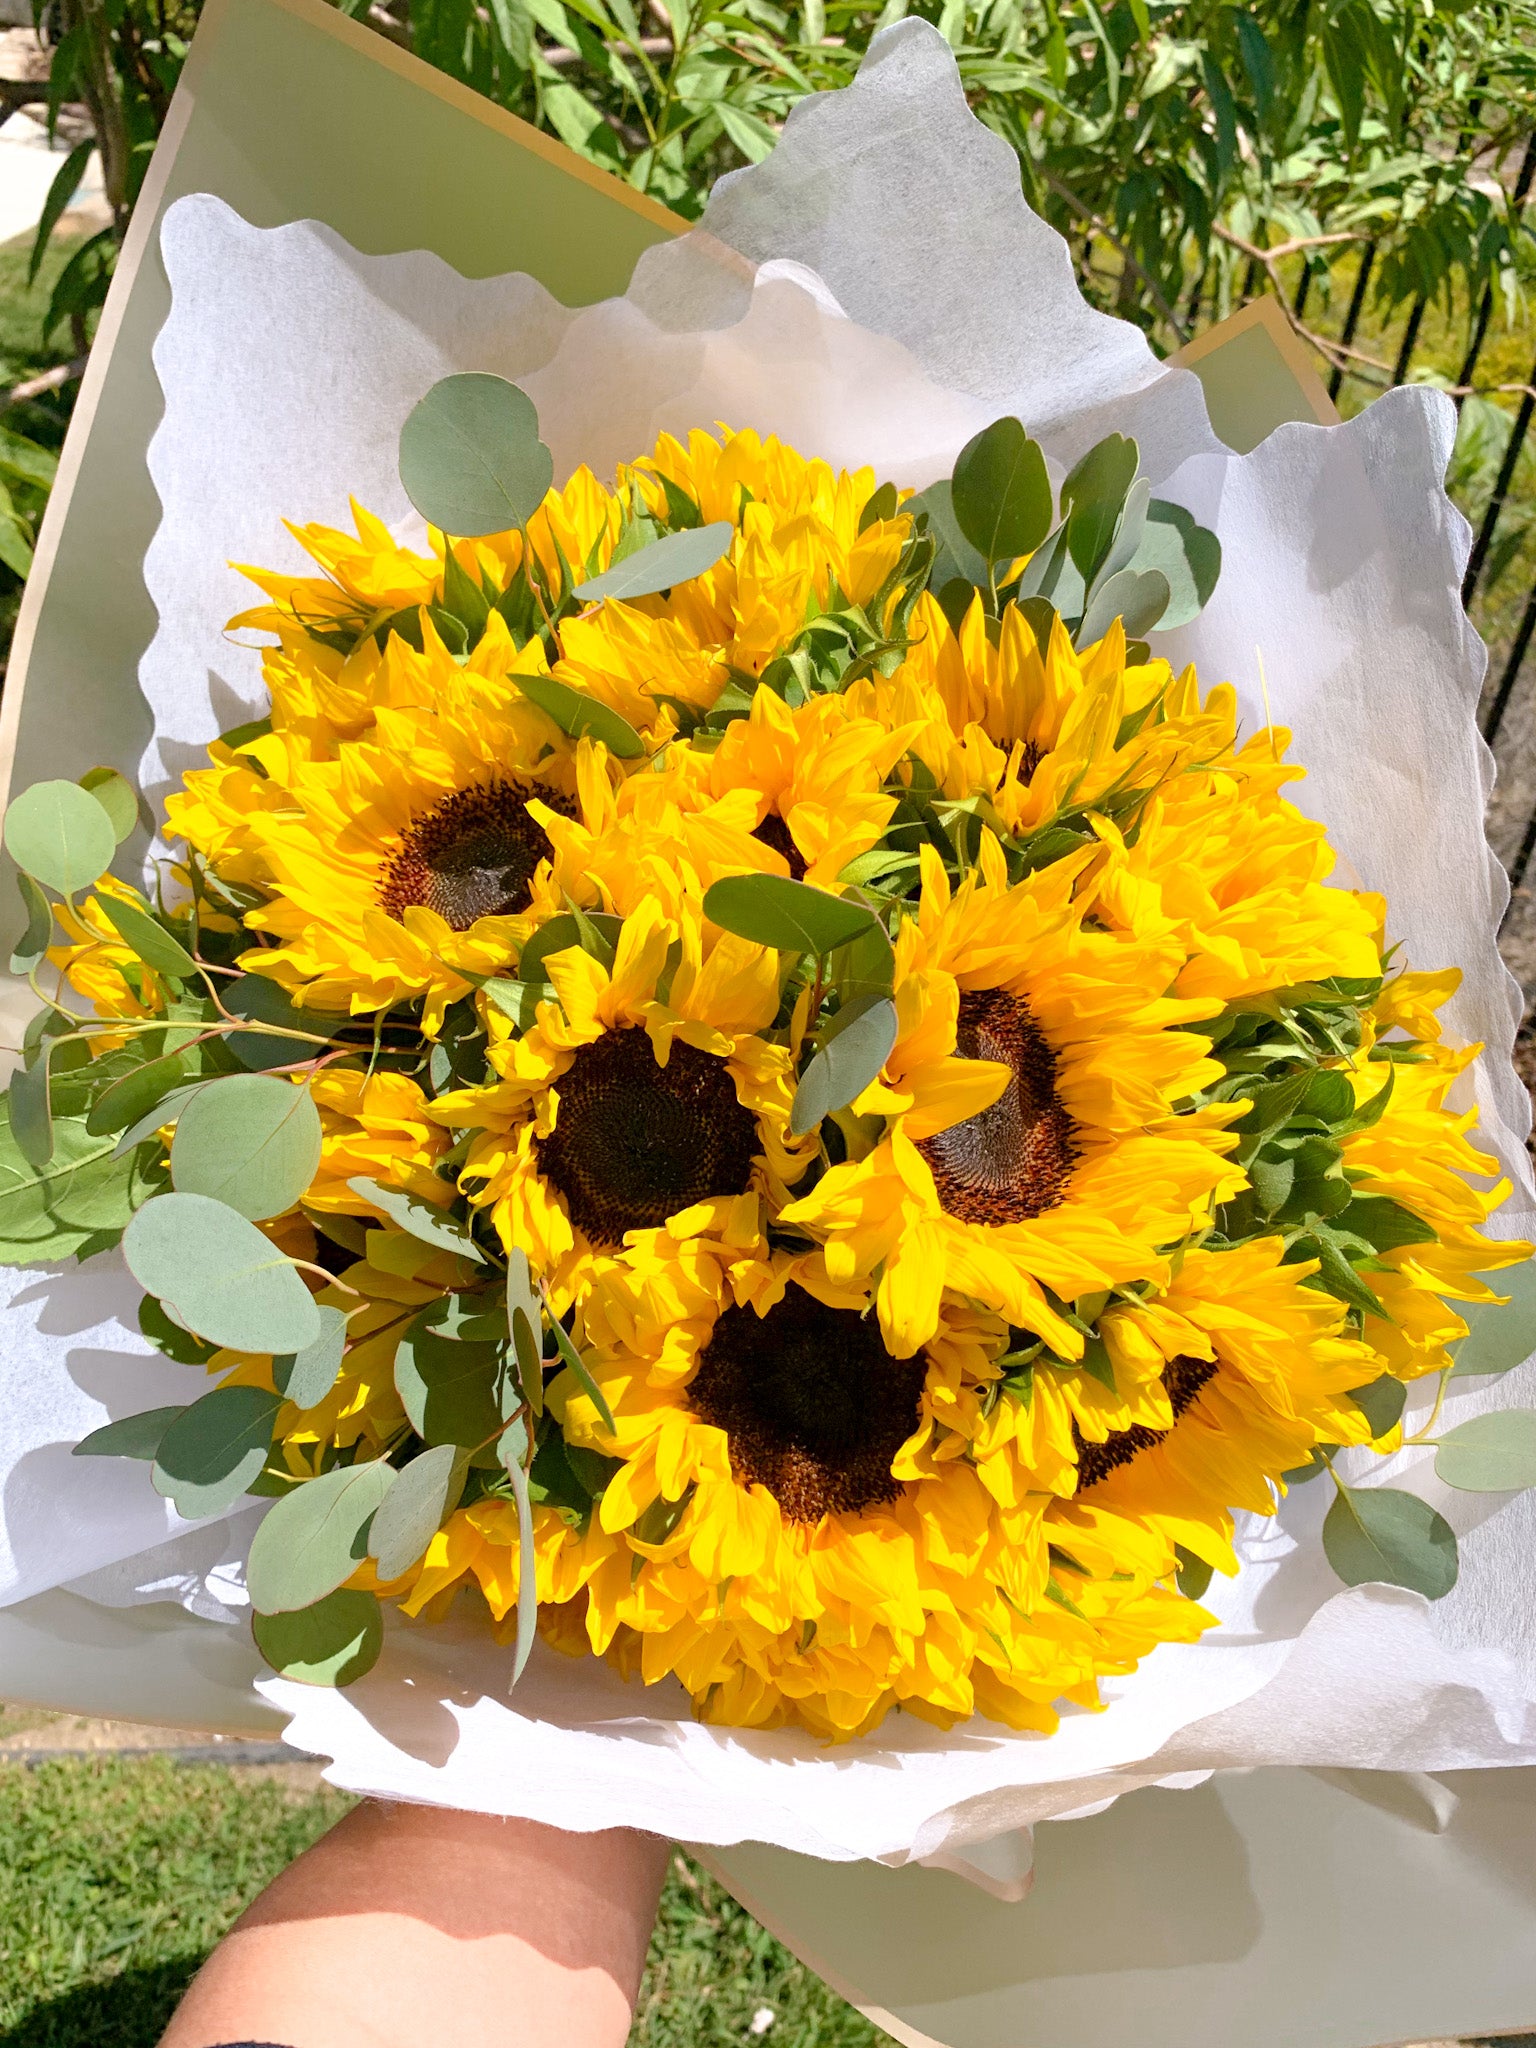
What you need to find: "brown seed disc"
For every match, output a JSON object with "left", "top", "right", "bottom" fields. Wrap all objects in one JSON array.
[
  {"left": 1073, "top": 1353, "right": 1218, "bottom": 1489},
  {"left": 916, "top": 987, "right": 1078, "bottom": 1224},
  {"left": 377, "top": 780, "right": 576, "bottom": 932},
  {"left": 752, "top": 811, "right": 806, "bottom": 882},
  {"left": 689, "top": 1285, "right": 928, "bottom": 1522},
  {"left": 536, "top": 1027, "right": 758, "bottom": 1247}
]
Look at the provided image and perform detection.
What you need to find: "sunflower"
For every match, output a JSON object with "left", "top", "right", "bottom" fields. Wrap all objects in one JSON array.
[
  {"left": 1336, "top": 973, "right": 1532, "bottom": 1381},
  {"left": 1087, "top": 720, "right": 1383, "bottom": 1003},
  {"left": 857, "top": 597, "right": 1233, "bottom": 847},
  {"left": 170, "top": 640, "right": 598, "bottom": 1032},
  {"left": 304, "top": 1067, "right": 454, "bottom": 1217},
  {"left": 549, "top": 426, "right": 915, "bottom": 735},
  {"left": 1031, "top": 1239, "right": 1376, "bottom": 1579},
  {"left": 433, "top": 894, "right": 812, "bottom": 1309},
  {"left": 780, "top": 838, "right": 1246, "bottom": 1358},
  {"left": 381, "top": 1247, "right": 1212, "bottom": 1737}
]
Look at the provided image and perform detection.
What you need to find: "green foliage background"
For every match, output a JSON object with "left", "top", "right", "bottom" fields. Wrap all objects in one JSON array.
[{"left": 4, "top": 0, "right": 1531, "bottom": 680}]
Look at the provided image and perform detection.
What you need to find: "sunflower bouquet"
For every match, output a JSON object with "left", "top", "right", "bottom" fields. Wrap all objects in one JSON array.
[{"left": 1, "top": 365, "right": 1526, "bottom": 1747}]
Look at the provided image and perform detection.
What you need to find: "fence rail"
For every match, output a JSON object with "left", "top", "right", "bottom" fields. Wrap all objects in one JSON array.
[{"left": 1186, "top": 154, "right": 1536, "bottom": 1002}]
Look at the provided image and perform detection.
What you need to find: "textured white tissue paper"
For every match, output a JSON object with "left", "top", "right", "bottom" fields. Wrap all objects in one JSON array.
[{"left": 3, "top": 20, "right": 1535, "bottom": 1866}]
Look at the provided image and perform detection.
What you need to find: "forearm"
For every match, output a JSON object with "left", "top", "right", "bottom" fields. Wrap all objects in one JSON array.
[{"left": 160, "top": 1801, "right": 669, "bottom": 2048}]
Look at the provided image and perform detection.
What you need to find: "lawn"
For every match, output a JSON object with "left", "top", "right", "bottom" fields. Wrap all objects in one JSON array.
[{"left": 0, "top": 1753, "right": 885, "bottom": 2048}]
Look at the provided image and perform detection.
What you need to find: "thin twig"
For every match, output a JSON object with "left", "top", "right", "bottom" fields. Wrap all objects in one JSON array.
[
  {"left": 7, "top": 357, "right": 86, "bottom": 405},
  {"left": 1214, "top": 223, "right": 1371, "bottom": 264},
  {"left": 1043, "top": 172, "right": 1187, "bottom": 341}
]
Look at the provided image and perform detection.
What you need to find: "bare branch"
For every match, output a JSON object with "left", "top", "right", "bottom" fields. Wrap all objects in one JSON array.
[{"left": 1042, "top": 173, "right": 1187, "bottom": 341}]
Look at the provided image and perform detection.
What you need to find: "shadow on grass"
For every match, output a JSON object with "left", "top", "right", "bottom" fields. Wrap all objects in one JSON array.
[{"left": 0, "top": 1954, "right": 205, "bottom": 2048}]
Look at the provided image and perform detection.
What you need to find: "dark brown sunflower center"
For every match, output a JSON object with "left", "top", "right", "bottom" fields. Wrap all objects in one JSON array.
[
  {"left": 535, "top": 1027, "right": 757, "bottom": 1246},
  {"left": 377, "top": 780, "right": 575, "bottom": 931},
  {"left": 1074, "top": 1353, "right": 1217, "bottom": 1489},
  {"left": 752, "top": 811, "right": 806, "bottom": 882},
  {"left": 688, "top": 1285, "right": 927, "bottom": 1522},
  {"left": 916, "top": 987, "right": 1078, "bottom": 1224}
]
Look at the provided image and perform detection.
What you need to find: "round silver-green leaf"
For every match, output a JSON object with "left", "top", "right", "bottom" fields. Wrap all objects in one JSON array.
[
  {"left": 368, "top": 1444, "right": 467, "bottom": 1581},
  {"left": 151, "top": 1384, "right": 284, "bottom": 1520},
  {"left": 703, "top": 874, "right": 876, "bottom": 957},
  {"left": 510, "top": 671, "right": 645, "bottom": 759},
  {"left": 253, "top": 1587, "right": 383, "bottom": 1686},
  {"left": 574, "top": 521, "right": 733, "bottom": 603},
  {"left": 73, "top": 1406, "right": 185, "bottom": 1462},
  {"left": 399, "top": 372, "right": 553, "bottom": 537},
  {"left": 171, "top": 1074, "right": 322, "bottom": 1221},
  {"left": 1322, "top": 1483, "right": 1459, "bottom": 1600},
  {"left": 790, "top": 995, "right": 897, "bottom": 1136},
  {"left": 246, "top": 1458, "right": 397, "bottom": 1614},
  {"left": 951, "top": 418, "right": 1052, "bottom": 566},
  {"left": 79, "top": 765, "right": 140, "bottom": 844},
  {"left": 274, "top": 1304, "right": 349, "bottom": 1409},
  {"left": 3, "top": 778, "right": 116, "bottom": 895},
  {"left": 124, "top": 1193, "right": 322, "bottom": 1355},
  {"left": 1434, "top": 1408, "right": 1536, "bottom": 1492}
]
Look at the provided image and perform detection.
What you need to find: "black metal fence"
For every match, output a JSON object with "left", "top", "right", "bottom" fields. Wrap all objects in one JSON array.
[{"left": 1224, "top": 137, "right": 1536, "bottom": 1004}]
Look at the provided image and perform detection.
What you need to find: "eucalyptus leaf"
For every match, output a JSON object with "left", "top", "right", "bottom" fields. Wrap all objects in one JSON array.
[
  {"left": 1076, "top": 566, "right": 1170, "bottom": 646},
  {"left": 1174, "top": 1544, "right": 1214, "bottom": 1600},
  {"left": 574, "top": 520, "right": 733, "bottom": 602},
  {"left": 246, "top": 1458, "right": 396, "bottom": 1614},
  {"left": 906, "top": 479, "right": 987, "bottom": 592},
  {"left": 171, "top": 1074, "right": 323, "bottom": 1222},
  {"left": 72, "top": 1406, "right": 185, "bottom": 1462},
  {"left": 546, "top": 1313, "right": 616, "bottom": 1434},
  {"left": 1092, "top": 476, "right": 1152, "bottom": 588},
  {"left": 1349, "top": 1374, "right": 1408, "bottom": 1439},
  {"left": 1451, "top": 1263, "right": 1536, "bottom": 1377},
  {"left": 1061, "top": 434, "right": 1140, "bottom": 584},
  {"left": 348, "top": 1176, "right": 486, "bottom": 1263},
  {"left": 273, "top": 1304, "right": 349, "bottom": 1409},
  {"left": 0, "top": 1106, "right": 152, "bottom": 1260},
  {"left": 79, "top": 766, "right": 141, "bottom": 845},
  {"left": 506, "top": 1246, "right": 544, "bottom": 1419},
  {"left": 111, "top": 1081, "right": 209, "bottom": 1158},
  {"left": 252, "top": 1587, "right": 383, "bottom": 1686},
  {"left": 10, "top": 871, "right": 53, "bottom": 973},
  {"left": 369, "top": 1444, "right": 468, "bottom": 1581},
  {"left": 1434, "top": 1408, "right": 1536, "bottom": 1492},
  {"left": 510, "top": 671, "right": 645, "bottom": 760},
  {"left": 139, "top": 1293, "right": 218, "bottom": 1366},
  {"left": 1015, "top": 522, "right": 1085, "bottom": 619},
  {"left": 1127, "top": 500, "right": 1223, "bottom": 629},
  {"left": 9, "top": 1055, "right": 52, "bottom": 1169},
  {"left": 791, "top": 994, "right": 897, "bottom": 1135},
  {"left": 222, "top": 976, "right": 337, "bottom": 1069},
  {"left": 151, "top": 1384, "right": 284, "bottom": 1520},
  {"left": 829, "top": 918, "right": 896, "bottom": 1002},
  {"left": 123, "top": 1193, "right": 322, "bottom": 1355},
  {"left": 950, "top": 417, "right": 1052, "bottom": 567},
  {"left": 395, "top": 1316, "right": 503, "bottom": 1449},
  {"left": 399, "top": 372, "right": 553, "bottom": 536},
  {"left": 3, "top": 778, "right": 116, "bottom": 895},
  {"left": 703, "top": 874, "right": 875, "bottom": 956},
  {"left": 520, "top": 911, "right": 623, "bottom": 984},
  {"left": 1322, "top": 1484, "right": 1458, "bottom": 1599},
  {"left": 501, "top": 1417, "right": 537, "bottom": 1686},
  {"left": 97, "top": 892, "right": 197, "bottom": 980}
]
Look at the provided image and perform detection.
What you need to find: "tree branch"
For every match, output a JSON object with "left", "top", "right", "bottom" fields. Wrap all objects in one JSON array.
[{"left": 1041, "top": 172, "right": 1188, "bottom": 341}]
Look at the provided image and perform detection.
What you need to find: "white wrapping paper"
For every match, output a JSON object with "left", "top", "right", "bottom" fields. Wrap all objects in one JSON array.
[{"left": 4, "top": 20, "right": 1536, "bottom": 1864}]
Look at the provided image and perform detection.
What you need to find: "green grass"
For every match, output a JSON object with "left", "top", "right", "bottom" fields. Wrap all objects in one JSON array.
[{"left": 0, "top": 1755, "right": 884, "bottom": 2048}]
